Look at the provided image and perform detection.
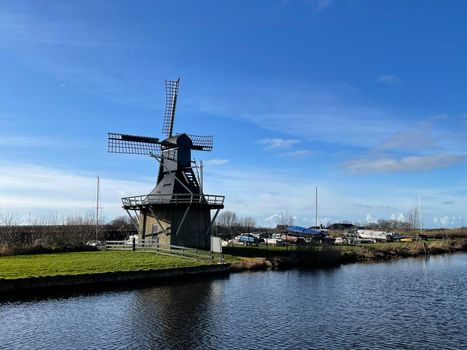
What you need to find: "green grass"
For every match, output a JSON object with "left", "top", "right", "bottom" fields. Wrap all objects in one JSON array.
[
  {"left": 224, "top": 239, "right": 467, "bottom": 260},
  {"left": 0, "top": 251, "right": 206, "bottom": 280},
  {"left": 224, "top": 245, "right": 316, "bottom": 258}
]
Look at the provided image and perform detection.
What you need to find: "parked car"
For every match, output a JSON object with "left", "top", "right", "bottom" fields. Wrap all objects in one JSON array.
[
  {"left": 239, "top": 234, "right": 260, "bottom": 246},
  {"left": 86, "top": 240, "right": 103, "bottom": 247}
]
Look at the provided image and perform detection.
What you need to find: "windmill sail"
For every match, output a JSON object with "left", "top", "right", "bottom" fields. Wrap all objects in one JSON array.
[
  {"left": 188, "top": 134, "right": 214, "bottom": 151},
  {"left": 108, "top": 133, "right": 161, "bottom": 155},
  {"left": 162, "top": 79, "right": 180, "bottom": 138}
]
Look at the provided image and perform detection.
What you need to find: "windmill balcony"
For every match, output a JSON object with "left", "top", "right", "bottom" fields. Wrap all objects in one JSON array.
[{"left": 122, "top": 193, "right": 225, "bottom": 210}]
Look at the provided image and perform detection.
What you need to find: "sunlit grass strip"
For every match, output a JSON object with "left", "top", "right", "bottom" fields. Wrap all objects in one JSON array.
[
  {"left": 224, "top": 239, "right": 467, "bottom": 259},
  {"left": 0, "top": 251, "right": 206, "bottom": 280}
]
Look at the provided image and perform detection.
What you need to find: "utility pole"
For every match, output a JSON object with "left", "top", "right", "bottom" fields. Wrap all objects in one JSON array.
[
  {"left": 315, "top": 186, "right": 318, "bottom": 227},
  {"left": 96, "top": 176, "right": 100, "bottom": 242},
  {"left": 200, "top": 160, "right": 204, "bottom": 193}
]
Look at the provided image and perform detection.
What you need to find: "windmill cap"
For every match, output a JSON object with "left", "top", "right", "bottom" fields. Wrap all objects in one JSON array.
[{"left": 161, "top": 133, "right": 192, "bottom": 148}]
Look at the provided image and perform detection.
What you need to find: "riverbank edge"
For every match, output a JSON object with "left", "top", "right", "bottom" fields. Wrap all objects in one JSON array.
[
  {"left": 0, "top": 263, "right": 230, "bottom": 295},
  {"left": 1, "top": 240, "right": 465, "bottom": 296},
  {"left": 229, "top": 239, "right": 467, "bottom": 272}
]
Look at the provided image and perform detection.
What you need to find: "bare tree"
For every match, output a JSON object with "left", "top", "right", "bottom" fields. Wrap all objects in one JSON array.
[
  {"left": 405, "top": 207, "right": 420, "bottom": 230},
  {"left": 63, "top": 214, "right": 95, "bottom": 225},
  {"left": 217, "top": 211, "right": 237, "bottom": 230},
  {"left": 109, "top": 216, "right": 132, "bottom": 229},
  {"left": 239, "top": 216, "right": 256, "bottom": 233},
  {"left": 217, "top": 211, "right": 238, "bottom": 245},
  {"left": 0, "top": 211, "right": 20, "bottom": 226},
  {"left": 277, "top": 211, "right": 294, "bottom": 226},
  {"left": 368, "top": 218, "right": 411, "bottom": 231}
]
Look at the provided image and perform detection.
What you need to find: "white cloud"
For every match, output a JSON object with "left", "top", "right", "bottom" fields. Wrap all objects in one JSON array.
[
  {"left": 281, "top": 150, "right": 313, "bottom": 158},
  {"left": 205, "top": 159, "right": 229, "bottom": 166},
  {"left": 390, "top": 213, "right": 405, "bottom": 222},
  {"left": 257, "top": 138, "right": 300, "bottom": 149},
  {"left": 0, "top": 163, "right": 151, "bottom": 221},
  {"left": 264, "top": 214, "right": 280, "bottom": 224},
  {"left": 434, "top": 215, "right": 464, "bottom": 228},
  {"left": 203, "top": 160, "right": 467, "bottom": 228},
  {"left": 0, "top": 136, "right": 54, "bottom": 147},
  {"left": 319, "top": 217, "right": 331, "bottom": 226},
  {"left": 377, "top": 74, "right": 400, "bottom": 84},
  {"left": 378, "top": 129, "right": 439, "bottom": 152},
  {"left": 344, "top": 154, "right": 467, "bottom": 174},
  {"left": 0, "top": 134, "right": 90, "bottom": 149},
  {"left": 194, "top": 81, "right": 412, "bottom": 149},
  {"left": 2, "top": 161, "right": 467, "bottom": 228},
  {"left": 306, "top": 0, "right": 333, "bottom": 13},
  {"left": 262, "top": 213, "right": 318, "bottom": 228},
  {"left": 365, "top": 213, "right": 378, "bottom": 223},
  {"left": 204, "top": 164, "right": 352, "bottom": 226},
  {"left": 439, "top": 216, "right": 450, "bottom": 226}
]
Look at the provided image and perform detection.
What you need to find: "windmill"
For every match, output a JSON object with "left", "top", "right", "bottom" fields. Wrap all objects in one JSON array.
[{"left": 108, "top": 79, "right": 224, "bottom": 249}]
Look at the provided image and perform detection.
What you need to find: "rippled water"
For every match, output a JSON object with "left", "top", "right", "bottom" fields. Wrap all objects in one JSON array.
[{"left": 1, "top": 254, "right": 466, "bottom": 349}]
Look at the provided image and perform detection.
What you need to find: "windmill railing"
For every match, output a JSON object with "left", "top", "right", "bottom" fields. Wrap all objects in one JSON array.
[
  {"left": 122, "top": 193, "right": 225, "bottom": 207},
  {"left": 105, "top": 239, "right": 224, "bottom": 264}
]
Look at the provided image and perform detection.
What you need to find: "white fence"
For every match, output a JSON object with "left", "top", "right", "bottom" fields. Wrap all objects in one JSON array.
[{"left": 105, "top": 239, "right": 224, "bottom": 264}]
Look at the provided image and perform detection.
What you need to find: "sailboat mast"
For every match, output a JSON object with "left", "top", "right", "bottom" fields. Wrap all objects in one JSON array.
[
  {"left": 418, "top": 195, "right": 422, "bottom": 235},
  {"left": 315, "top": 186, "right": 318, "bottom": 227},
  {"left": 96, "top": 176, "right": 100, "bottom": 241}
]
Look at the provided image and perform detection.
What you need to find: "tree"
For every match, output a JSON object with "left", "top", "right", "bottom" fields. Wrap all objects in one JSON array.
[
  {"left": 217, "top": 211, "right": 238, "bottom": 245},
  {"left": 405, "top": 207, "right": 420, "bottom": 230},
  {"left": 277, "top": 211, "right": 294, "bottom": 226},
  {"left": 217, "top": 211, "right": 237, "bottom": 230},
  {"left": 109, "top": 216, "right": 133, "bottom": 229},
  {"left": 239, "top": 216, "right": 256, "bottom": 233},
  {"left": 0, "top": 211, "right": 20, "bottom": 226},
  {"left": 63, "top": 214, "right": 94, "bottom": 225}
]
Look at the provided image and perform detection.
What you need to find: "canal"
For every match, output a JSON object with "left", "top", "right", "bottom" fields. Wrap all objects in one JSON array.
[{"left": 1, "top": 253, "right": 466, "bottom": 349}]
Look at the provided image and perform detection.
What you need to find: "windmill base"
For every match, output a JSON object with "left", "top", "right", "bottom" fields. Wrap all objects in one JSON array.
[{"left": 138, "top": 207, "right": 213, "bottom": 250}]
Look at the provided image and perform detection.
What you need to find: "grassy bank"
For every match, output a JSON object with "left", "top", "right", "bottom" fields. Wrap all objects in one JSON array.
[
  {"left": 225, "top": 239, "right": 467, "bottom": 270},
  {"left": 400, "top": 228, "right": 467, "bottom": 239},
  {"left": 223, "top": 245, "right": 296, "bottom": 258},
  {"left": 339, "top": 239, "right": 467, "bottom": 262},
  {"left": 0, "top": 251, "right": 205, "bottom": 280},
  {"left": 0, "top": 244, "right": 100, "bottom": 257},
  {"left": 2, "top": 240, "right": 465, "bottom": 282}
]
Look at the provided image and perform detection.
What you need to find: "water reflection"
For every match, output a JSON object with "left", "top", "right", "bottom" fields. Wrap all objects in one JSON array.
[
  {"left": 127, "top": 281, "right": 220, "bottom": 349},
  {"left": 1, "top": 254, "right": 466, "bottom": 350}
]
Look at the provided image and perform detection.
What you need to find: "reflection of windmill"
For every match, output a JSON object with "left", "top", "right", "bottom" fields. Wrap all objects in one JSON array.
[{"left": 108, "top": 79, "right": 224, "bottom": 249}]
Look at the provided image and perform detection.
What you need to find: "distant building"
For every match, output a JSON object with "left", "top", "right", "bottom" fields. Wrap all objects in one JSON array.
[
  {"left": 275, "top": 225, "right": 288, "bottom": 233},
  {"left": 327, "top": 223, "right": 356, "bottom": 231}
]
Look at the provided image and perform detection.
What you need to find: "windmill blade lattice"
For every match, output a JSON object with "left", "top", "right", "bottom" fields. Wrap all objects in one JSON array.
[
  {"left": 162, "top": 79, "right": 180, "bottom": 138},
  {"left": 188, "top": 134, "right": 214, "bottom": 151},
  {"left": 108, "top": 133, "right": 161, "bottom": 155}
]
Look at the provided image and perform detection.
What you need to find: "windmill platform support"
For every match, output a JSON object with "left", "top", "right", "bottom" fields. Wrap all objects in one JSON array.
[{"left": 122, "top": 194, "right": 224, "bottom": 250}]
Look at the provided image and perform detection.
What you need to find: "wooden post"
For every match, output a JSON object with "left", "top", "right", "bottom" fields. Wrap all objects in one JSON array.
[
  {"left": 142, "top": 213, "right": 147, "bottom": 240},
  {"left": 132, "top": 236, "right": 136, "bottom": 251}
]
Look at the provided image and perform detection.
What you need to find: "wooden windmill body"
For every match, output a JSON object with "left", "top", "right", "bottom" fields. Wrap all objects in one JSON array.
[{"left": 108, "top": 79, "right": 224, "bottom": 249}]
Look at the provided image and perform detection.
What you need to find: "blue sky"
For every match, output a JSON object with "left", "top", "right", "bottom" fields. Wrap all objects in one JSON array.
[{"left": 1, "top": 0, "right": 467, "bottom": 227}]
